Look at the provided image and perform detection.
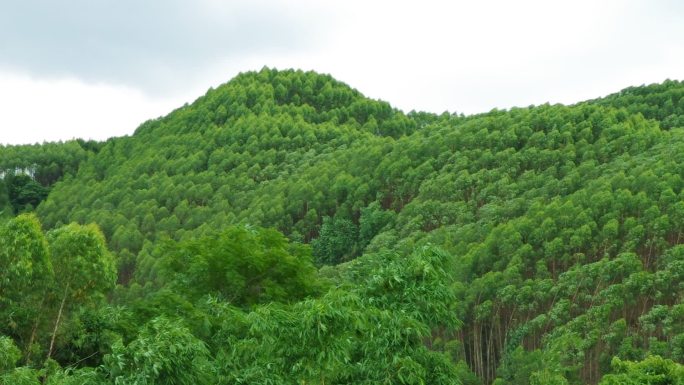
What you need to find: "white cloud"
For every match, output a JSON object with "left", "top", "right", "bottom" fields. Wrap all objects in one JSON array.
[
  {"left": 0, "top": 71, "right": 186, "bottom": 144},
  {"left": 0, "top": 0, "right": 682, "bottom": 144}
]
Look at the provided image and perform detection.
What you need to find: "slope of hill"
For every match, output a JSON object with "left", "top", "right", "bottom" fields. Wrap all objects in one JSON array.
[{"left": 1, "top": 69, "right": 683, "bottom": 385}]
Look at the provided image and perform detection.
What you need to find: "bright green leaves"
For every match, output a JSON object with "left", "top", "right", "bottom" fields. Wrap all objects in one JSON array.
[
  {"left": 0, "top": 367, "right": 41, "bottom": 385},
  {"left": 216, "top": 291, "right": 458, "bottom": 385},
  {"left": 0, "top": 214, "right": 52, "bottom": 349},
  {"left": 1, "top": 329, "right": 40, "bottom": 385},
  {"left": 48, "top": 223, "right": 116, "bottom": 301},
  {"left": 0, "top": 214, "right": 52, "bottom": 298},
  {"left": 599, "top": 356, "right": 684, "bottom": 385},
  {"left": 105, "top": 317, "right": 213, "bottom": 385},
  {"left": 363, "top": 246, "right": 460, "bottom": 329},
  {"left": 207, "top": 245, "right": 461, "bottom": 385},
  {"left": 45, "top": 223, "right": 116, "bottom": 362},
  {"left": 0, "top": 336, "right": 21, "bottom": 373},
  {"left": 0, "top": 216, "right": 117, "bottom": 368}
]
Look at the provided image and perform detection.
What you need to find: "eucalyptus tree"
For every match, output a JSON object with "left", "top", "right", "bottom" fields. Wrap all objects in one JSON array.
[{"left": 45, "top": 223, "right": 116, "bottom": 362}]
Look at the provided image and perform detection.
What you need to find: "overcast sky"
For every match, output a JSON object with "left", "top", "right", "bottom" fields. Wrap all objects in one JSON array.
[{"left": 1, "top": 0, "right": 682, "bottom": 145}]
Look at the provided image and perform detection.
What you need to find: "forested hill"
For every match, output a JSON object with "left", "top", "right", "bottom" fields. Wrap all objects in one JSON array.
[
  {"left": 1, "top": 69, "right": 684, "bottom": 385},
  {"left": 35, "top": 69, "right": 421, "bottom": 279}
]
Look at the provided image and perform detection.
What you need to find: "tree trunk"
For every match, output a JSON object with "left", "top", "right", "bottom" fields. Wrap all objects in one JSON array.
[
  {"left": 47, "top": 284, "right": 69, "bottom": 362},
  {"left": 25, "top": 319, "right": 39, "bottom": 365},
  {"left": 25, "top": 297, "right": 46, "bottom": 365}
]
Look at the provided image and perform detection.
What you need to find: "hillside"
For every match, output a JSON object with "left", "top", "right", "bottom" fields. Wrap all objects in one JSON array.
[{"left": 1, "top": 69, "right": 684, "bottom": 384}]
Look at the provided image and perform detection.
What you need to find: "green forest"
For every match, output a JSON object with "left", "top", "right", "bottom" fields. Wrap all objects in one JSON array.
[{"left": 1, "top": 68, "right": 684, "bottom": 384}]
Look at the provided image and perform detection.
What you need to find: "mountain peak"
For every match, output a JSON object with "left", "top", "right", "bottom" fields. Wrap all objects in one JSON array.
[{"left": 135, "top": 68, "right": 412, "bottom": 138}]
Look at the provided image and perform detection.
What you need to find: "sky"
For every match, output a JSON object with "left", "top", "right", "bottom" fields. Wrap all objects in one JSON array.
[{"left": 0, "top": 0, "right": 682, "bottom": 145}]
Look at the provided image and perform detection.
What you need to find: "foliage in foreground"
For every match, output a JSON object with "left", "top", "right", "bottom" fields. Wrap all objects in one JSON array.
[{"left": 1, "top": 214, "right": 465, "bottom": 384}]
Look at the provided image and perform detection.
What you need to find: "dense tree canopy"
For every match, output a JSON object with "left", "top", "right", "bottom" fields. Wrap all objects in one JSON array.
[
  {"left": 0, "top": 139, "right": 100, "bottom": 216},
  {"left": 0, "top": 68, "right": 683, "bottom": 384}
]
